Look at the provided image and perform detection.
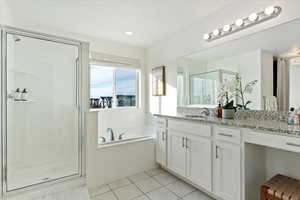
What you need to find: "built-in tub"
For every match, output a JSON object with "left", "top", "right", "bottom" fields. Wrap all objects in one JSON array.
[{"left": 98, "top": 135, "right": 154, "bottom": 148}]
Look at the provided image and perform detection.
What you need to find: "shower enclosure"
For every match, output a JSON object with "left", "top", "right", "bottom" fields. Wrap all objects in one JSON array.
[{"left": 0, "top": 27, "right": 88, "bottom": 195}]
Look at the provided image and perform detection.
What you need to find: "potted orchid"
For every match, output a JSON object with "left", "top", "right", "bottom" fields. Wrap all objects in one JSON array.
[
  {"left": 218, "top": 78, "right": 238, "bottom": 119},
  {"left": 218, "top": 75, "right": 258, "bottom": 119},
  {"left": 235, "top": 75, "right": 258, "bottom": 110}
]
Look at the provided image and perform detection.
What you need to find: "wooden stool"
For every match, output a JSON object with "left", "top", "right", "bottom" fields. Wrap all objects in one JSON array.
[{"left": 261, "top": 174, "right": 300, "bottom": 200}]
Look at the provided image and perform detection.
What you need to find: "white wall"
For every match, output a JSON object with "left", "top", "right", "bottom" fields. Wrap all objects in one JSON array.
[{"left": 146, "top": 0, "right": 300, "bottom": 115}]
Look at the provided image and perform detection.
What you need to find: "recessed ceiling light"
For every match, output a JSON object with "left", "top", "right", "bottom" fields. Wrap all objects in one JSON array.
[
  {"left": 248, "top": 13, "right": 258, "bottom": 22},
  {"left": 264, "top": 6, "right": 276, "bottom": 16},
  {"left": 124, "top": 31, "right": 133, "bottom": 36}
]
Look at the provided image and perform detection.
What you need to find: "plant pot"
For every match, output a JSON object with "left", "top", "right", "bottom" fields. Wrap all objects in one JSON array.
[{"left": 222, "top": 108, "right": 235, "bottom": 119}]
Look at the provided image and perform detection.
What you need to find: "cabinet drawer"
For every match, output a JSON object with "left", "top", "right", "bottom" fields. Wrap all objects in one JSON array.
[
  {"left": 215, "top": 126, "right": 241, "bottom": 144},
  {"left": 155, "top": 117, "right": 167, "bottom": 130},
  {"left": 244, "top": 131, "right": 300, "bottom": 154},
  {"left": 168, "top": 119, "right": 211, "bottom": 137}
]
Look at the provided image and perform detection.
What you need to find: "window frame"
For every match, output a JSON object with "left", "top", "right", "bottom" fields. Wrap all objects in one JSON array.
[{"left": 90, "top": 63, "right": 140, "bottom": 109}]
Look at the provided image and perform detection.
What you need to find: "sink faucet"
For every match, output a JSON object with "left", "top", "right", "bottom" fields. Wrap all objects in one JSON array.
[
  {"left": 106, "top": 128, "right": 115, "bottom": 141},
  {"left": 201, "top": 108, "right": 210, "bottom": 117}
]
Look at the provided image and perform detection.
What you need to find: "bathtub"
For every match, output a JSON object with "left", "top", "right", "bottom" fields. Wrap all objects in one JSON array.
[{"left": 98, "top": 135, "right": 154, "bottom": 148}]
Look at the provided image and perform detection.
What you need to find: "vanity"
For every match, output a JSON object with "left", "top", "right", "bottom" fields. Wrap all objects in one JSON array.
[
  {"left": 152, "top": 18, "right": 300, "bottom": 200},
  {"left": 154, "top": 114, "right": 300, "bottom": 200}
]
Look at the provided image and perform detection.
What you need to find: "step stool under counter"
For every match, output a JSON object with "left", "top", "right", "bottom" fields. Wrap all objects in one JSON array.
[{"left": 154, "top": 114, "right": 300, "bottom": 200}]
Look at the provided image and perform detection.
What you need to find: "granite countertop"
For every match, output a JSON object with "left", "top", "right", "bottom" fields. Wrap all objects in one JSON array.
[{"left": 154, "top": 114, "right": 300, "bottom": 137}]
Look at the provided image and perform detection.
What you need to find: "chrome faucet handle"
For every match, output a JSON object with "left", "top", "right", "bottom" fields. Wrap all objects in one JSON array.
[
  {"left": 118, "top": 133, "right": 125, "bottom": 140},
  {"left": 100, "top": 136, "right": 106, "bottom": 143}
]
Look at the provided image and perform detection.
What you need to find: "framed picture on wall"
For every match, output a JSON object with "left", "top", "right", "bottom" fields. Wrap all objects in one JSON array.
[{"left": 152, "top": 66, "right": 166, "bottom": 96}]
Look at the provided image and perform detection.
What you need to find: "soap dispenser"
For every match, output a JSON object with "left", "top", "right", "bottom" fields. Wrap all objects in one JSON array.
[{"left": 21, "top": 88, "right": 29, "bottom": 101}]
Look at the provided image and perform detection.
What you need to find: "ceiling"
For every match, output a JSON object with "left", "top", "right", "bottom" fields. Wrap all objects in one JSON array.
[{"left": 7, "top": 0, "right": 233, "bottom": 47}]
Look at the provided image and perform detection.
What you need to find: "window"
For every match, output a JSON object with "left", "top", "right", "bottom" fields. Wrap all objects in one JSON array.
[{"left": 90, "top": 64, "right": 139, "bottom": 109}]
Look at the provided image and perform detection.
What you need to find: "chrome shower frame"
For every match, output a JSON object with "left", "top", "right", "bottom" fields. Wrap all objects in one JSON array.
[{"left": 0, "top": 26, "right": 89, "bottom": 197}]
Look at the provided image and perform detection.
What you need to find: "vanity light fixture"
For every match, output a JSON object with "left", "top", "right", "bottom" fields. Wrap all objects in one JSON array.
[
  {"left": 223, "top": 24, "right": 231, "bottom": 32},
  {"left": 248, "top": 13, "right": 259, "bottom": 22},
  {"left": 203, "top": 5, "right": 281, "bottom": 42},
  {"left": 203, "top": 33, "right": 211, "bottom": 40},
  {"left": 235, "top": 19, "right": 244, "bottom": 27},
  {"left": 265, "top": 6, "right": 276, "bottom": 16},
  {"left": 213, "top": 29, "right": 220, "bottom": 36}
]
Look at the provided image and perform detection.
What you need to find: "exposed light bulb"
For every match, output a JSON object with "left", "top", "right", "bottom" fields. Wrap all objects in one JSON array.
[
  {"left": 213, "top": 29, "right": 220, "bottom": 36},
  {"left": 223, "top": 24, "right": 231, "bottom": 32},
  {"left": 265, "top": 6, "right": 276, "bottom": 16},
  {"left": 248, "top": 13, "right": 258, "bottom": 22},
  {"left": 124, "top": 31, "right": 133, "bottom": 36},
  {"left": 235, "top": 18, "right": 244, "bottom": 27},
  {"left": 203, "top": 33, "right": 211, "bottom": 40}
]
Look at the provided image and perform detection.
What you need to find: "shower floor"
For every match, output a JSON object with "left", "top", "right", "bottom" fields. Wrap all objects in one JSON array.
[{"left": 7, "top": 161, "right": 78, "bottom": 191}]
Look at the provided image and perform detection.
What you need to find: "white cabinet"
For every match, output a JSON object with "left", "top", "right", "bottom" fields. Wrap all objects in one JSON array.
[
  {"left": 168, "top": 128, "right": 212, "bottom": 191},
  {"left": 167, "top": 130, "right": 186, "bottom": 176},
  {"left": 156, "top": 129, "right": 167, "bottom": 167},
  {"left": 155, "top": 118, "right": 167, "bottom": 167},
  {"left": 214, "top": 140, "right": 241, "bottom": 200},
  {"left": 186, "top": 135, "right": 212, "bottom": 191}
]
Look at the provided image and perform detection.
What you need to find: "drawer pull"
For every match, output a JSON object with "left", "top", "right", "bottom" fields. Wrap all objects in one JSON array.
[
  {"left": 182, "top": 137, "right": 185, "bottom": 148},
  {"left": 219, "top": 133, "right": 233, "bottom": 137},
  {"left": 286, "top": 142, "right": 300, "bottom": 148}
]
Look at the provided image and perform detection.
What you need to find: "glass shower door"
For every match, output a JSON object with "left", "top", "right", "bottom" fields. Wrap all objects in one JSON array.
[{"left": 5, "top": 33, "right": 80, "bottom": 191}]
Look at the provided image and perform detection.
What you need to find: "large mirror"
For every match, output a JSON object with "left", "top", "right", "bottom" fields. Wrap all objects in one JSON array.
[{"left": 177, "top": 18, "right": 300, "bottom": 111}]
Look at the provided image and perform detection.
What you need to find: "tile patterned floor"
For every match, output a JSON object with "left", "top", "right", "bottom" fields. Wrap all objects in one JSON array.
[{"left": 89, "top": 168, "right": 214, "bottom": 200}]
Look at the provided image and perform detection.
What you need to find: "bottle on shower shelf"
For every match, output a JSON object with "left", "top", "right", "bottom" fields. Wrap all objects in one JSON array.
[
  {"left": 14, "top": 88, "right": 21, "bottom": 101},
  {"left": 21, "top": 88, "right": 29, "bottom": 101}
]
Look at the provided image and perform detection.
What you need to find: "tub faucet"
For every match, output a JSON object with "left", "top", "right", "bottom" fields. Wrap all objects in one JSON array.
[
  {"left": 106, "top": 128, "right": 115, "bottom": 141},
  {"left": 118, "top": 133, "right": 125, "bottom": 140}
]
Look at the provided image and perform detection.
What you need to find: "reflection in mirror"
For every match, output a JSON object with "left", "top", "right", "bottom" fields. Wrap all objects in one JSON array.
[{"left": 177, "top": 18, "right": 300, "bottom": 111}]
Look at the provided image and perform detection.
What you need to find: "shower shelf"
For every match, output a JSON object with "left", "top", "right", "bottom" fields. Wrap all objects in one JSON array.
[
  {"left": 9, "top": 70, "right": 39, "bottom": 79},
  {"left": 13, "top": 100, "right": 36, "bottom": 103}
]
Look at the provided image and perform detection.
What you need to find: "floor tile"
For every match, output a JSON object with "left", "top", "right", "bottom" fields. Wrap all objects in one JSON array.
[
  {"left": 135, "top": 177, "right": 162, "bottom": 193},
  {"left": 133, "top": 195, "right": 150, "bottom": 200},
  {"left": 113, "top": 184, "right": 143, "bottom": 200},
  {"left": 152, "top": 172, "right": 178, "bottom": 186},
  {"left": 166, "top": 180, "right": 196, "bottom": 197},
  {"left": 145, "top": 168, "right": 164, "bottom": 177},
  {"left": 182, "top": 191, "right": 214, "bottom": 200},
  {"left": 147, "top": 187, "right": 179, "bottom": 200},
  {"left": 108, "top": 178, "right": 131, "bottom": 190},
  {"left": 129, "top": 172, "right": 150, "bottom": 183},
  {"left": 89, "top": 185, "right": 110, "bottom": 197},
  {"left": 92, "top": 191, "right": 117, "bottom": 200}
]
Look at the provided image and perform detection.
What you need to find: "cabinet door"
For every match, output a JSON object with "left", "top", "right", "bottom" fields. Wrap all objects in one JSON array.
[
  {"left": 156, "top": 129, "right": 167, "bottom": 167},
  {"left": 214, "top": 141, "right": 241, "bottom": 200},
  {"left": 167, "top": 130, "right": 186, "bottom": 176},
  {"left": 186, "top": 135, "right": 212, "bottom": 191}
]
